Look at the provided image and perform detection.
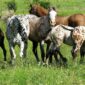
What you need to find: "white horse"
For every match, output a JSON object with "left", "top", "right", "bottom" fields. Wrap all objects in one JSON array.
[{"left": 6, "top": 15, "right": 30, "bottom": 64}]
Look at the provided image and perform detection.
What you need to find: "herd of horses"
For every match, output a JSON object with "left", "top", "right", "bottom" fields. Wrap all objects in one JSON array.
[{"left": 0, "top": 4, "right": 85, "bottom": 66}]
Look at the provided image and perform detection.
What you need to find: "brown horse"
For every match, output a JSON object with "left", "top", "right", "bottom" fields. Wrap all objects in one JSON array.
[
  {"left": 29, "top": 4, "right": 48, "bottom": 17},
  {"left": 0, "top": 28, "right": 6, "bottom": 61},
  {"left": 29, "top": 4, "right": 69, "bottom": 25},
  {"left": 29, "top": 4, "right": 85, "bottom": 26}
]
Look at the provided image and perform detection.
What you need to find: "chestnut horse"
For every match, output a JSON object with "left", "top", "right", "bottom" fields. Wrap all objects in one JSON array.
[{"left": 29, "top": 4, "right": 85, "bottom": 27}]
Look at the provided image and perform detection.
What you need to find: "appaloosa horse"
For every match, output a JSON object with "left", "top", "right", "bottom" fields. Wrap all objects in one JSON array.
[
  {"left": 46, "top": 25, "right": 85, "bottom": 65},
  {"left": 6, "top": 15, "right": 30, "bottom": 64},
  {"left": 0, "top": 28, "right": 6, "bottom": 61}
]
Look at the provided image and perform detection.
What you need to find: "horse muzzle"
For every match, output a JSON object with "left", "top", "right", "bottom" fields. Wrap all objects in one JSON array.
[{"left": 50, "top": 20, "right": 56, "bottom": 26}]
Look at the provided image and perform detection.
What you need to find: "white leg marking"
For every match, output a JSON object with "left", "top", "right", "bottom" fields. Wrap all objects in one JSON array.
[{"left": 20, "top": 41, "right": 24, "bottom": 57}]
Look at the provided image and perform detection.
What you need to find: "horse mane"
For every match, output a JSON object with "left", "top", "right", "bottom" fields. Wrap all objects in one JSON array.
[{"left": 37, "top": 5, "right": 48, "bottom": 16}]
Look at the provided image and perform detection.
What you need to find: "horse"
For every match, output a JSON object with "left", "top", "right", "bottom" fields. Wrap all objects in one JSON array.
[
  {"left": 46, "top": 25, "right": 85, "bottom": 65},
  {"left": 29, "top": 4, "right": 85, "bottom": 27},
  {"left": 6, "top": 15, "right": 30, "bottom": 64},
  {"left": 6, "top": 7, "right": 57, "bottom": 64},
  {"left": 72, "top": 26, "right": 85, "bottom": 62},
  {"left": 29, "top": 4, "right": 85, "bottom": 64},
  {"left": 27, "top": 7, "right": 57, "bottom": 63},
  {"left": 0, "top": 28, "right": 6, "bottom": 61},
  {"left": 29, "top": 4, "right": 69, "bottom": 25},
  {"left": 68, "top": 14, "right": 85, "bottom": 27},
  {"left": 29, "top": 4, "right": 48, "bottom": 17}
]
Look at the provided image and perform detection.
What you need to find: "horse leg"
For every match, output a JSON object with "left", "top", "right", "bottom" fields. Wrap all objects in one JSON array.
[
  {"left": 46, "top": 42, "right": 53, "bottom": 64},
  {"left": 54, "top": 52, "right": 60, "bottom": 64},
  {"left": 23, "top": 42, "right": 28, "bottom": 58},
  {"left": 1, "top": 43, "right": 6, "bottom": 61},
  {"left": 20, "top": 41, "right": 26, "bottom": 58},
  {"left": 46, "top": 42, "right": 55, "bottom": 65},
  {"left": 71, "top": 45, "right": 77, "bottom": 60},
  {"left": 80, "top": 49, "right": 84, "bottom": 63},
  {"left": 33, "top": 42, "right": 40, "bottom": 62},
  {"left": 55, "top": 48, "right": 67, "bottom": 65},
  {"left": 9, "top": 44, "right": 16, "bottom": 64},
  {"left": 40, "top": 41, "right": 45, "bottom": 63}
]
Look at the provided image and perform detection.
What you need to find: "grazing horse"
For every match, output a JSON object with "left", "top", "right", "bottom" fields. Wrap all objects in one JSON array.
[
  {"left": 6, "top": 15, "right": 30, "bottom": 64},
  {"left": 0, "top": 29, "right": 6, "bottom": 61}
]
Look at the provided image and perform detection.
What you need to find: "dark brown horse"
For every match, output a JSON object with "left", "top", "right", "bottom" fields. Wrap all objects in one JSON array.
[{"left": 0, "top": 28, "right": 6, "bottom": 61}]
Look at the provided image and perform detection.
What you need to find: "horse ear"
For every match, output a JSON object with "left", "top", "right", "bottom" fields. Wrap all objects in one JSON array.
[
  {"left": 52, "top": 7, "right": 56, "bottom": 11},
  {"left": 48, "top": 7, "right": 56, "bottom": 11}
]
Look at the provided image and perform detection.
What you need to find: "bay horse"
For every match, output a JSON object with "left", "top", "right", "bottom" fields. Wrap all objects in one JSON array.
[
  {"left": 6, "top": 15, "right": 30, "bottom": 64},
  {"left": 29, "top": 4, "right": 85, "bottom": 64},
  {"left": 0, "top": 28, "right": 6, "bottom": 61}
]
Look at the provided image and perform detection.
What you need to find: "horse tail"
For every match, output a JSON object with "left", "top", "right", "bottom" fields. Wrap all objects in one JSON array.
[{"left": 60, "top": 25, "right": 74, "bottom": 32}]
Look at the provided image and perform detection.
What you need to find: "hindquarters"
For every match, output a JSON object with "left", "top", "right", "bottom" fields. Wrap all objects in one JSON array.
[{"left": 68, "top": 14, "right": 85, "bottom": 27}]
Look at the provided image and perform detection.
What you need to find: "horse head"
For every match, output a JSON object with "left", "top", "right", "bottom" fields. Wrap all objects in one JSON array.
[
  {"left": 29, "top": 4, "right": 40, "bottom": 16},
  {"left": 48, "top": 7, "right": 57, "bottom": 26}
]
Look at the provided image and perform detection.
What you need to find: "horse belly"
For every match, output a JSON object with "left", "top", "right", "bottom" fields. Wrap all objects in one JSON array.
[{"left": 64, "top": 31, "right": 73, "bottom": 46}]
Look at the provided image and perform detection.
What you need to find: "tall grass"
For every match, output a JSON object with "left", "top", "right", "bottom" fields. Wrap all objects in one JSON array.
[{"left": 0, "top": 0, "right": 85, "bottom": 85}]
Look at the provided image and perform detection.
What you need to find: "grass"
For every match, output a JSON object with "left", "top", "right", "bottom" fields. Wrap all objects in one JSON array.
[{"left": 0, "top": 0, "right": 85, "bottom": 85}]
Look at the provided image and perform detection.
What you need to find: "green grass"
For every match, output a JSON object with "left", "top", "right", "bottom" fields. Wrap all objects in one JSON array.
[{"left": 0, "top": 0, "right": 85, "bottom": 85}]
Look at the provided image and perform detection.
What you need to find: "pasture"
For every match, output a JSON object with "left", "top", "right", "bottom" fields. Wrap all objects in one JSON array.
[{"left": 0, "top": 0, "right": 85, "bottom": 85}]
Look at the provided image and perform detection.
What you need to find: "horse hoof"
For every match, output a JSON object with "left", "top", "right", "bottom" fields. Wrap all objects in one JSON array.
[{"left": 38, "top": 62, "right": 42, "bottom": 66}]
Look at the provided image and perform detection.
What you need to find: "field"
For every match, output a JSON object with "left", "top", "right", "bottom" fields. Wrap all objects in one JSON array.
[{"left": 0, "top": 0, "right": 85, "bottom": 85}]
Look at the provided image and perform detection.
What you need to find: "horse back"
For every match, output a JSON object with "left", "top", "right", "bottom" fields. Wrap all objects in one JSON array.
[
  {"left": 56, "top": 16, "right": 69, "bottom": 25},
  {"left": 68, "top": 14, "right": 85, "bottom": 27}
]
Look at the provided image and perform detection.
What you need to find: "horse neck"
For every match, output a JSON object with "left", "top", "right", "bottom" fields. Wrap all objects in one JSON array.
[
  {"left": 56, "top": 16, "right": 69, "bottom": 25},
  {"left": 37, "top": 6, "right": 48, "bottom": 16},
  {"left": 40, "top": 16, "right": 51, "bottom": 32}
]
